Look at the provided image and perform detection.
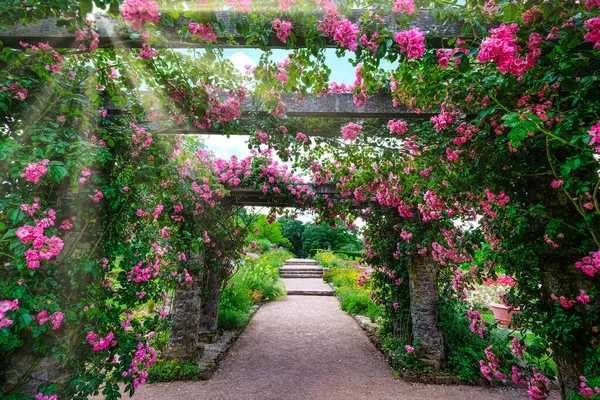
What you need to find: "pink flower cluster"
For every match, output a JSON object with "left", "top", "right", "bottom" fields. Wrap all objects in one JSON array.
[
  {"left": 120, "top": 0, "right": 159, "bottom": 31},
  {"left": 3, "top": 82, "right": 28, "bottom": 100},
  {"left": 89, "top": 190, "right": 104, "bottom": 203},
  {"left": 188, "top": 23, "right": 217, "bottom": 42},
  {"left": 279, "top": 0, "right": 296, "bottom": 11},
  {"left": 130, "top": 122, "right": 153, "bottom": 157},
  {"left": 255, "top": 131, "right": 268, "bottom": 144},
  {"left": 579, "top": 376, "right": 600, "bottom": 397},
  {"left": 35, "top": 394, "right": 57, "bottom": 400},
  {"left": 477, "top": 24, "right": 542, "bottom": 75},
  {"left": 436, "top": 47, "right": 469, "bottom": 68},
  {"left": 20, "top": 197, "right": 40, "bottom": 216},
  {"left": 392, "top": 0, "right": 415, "bottom": 15},
  {"left": 226, "top": 0, "right": 251, "bottom": 12},
  {"left": 16, "top": 211, "right": 64, "bottom": 269},
  {"left": 509, "top": 336, "right": 526, "bottom": 358},
  {"left": 334, "top": 19, "right": 359, "bottom": 51},
  {"left": 584, "top": 17, "right": 600, "bottom": 49},
  {"left": 20, "top": 159, "right": 49, "bottom": 184},
  {"left": 405, "top": 345, "right": 414, "bottom": 353},
  {"left": 479, "top": 346, "right": 506, "bottom": 381},
  {"left": 527, "top": 368, "right": 550, "bottom": 400},
  {"left": 467, "top": 310, "right": 486, "bottom": 337},
  {"left": 430, "top": 111, "right": 455, "bottom": 132},
  {"left": 273, "top": 19, "right": 292, "bottom": 44},
  {"left": 387, "top": 119, "right": 408, "bottom": 135},
  {"left": 35, "top": 309, "right": 64, "bottom": 330},
  {"left": 550, "top": 293, "right": 576, "bottom": 309},
  {"left": 122, "top": 340, "right": 156, "bottom": 389},
  {"left": 139, "top": 43, "right": 158, "bottom": 59},
  {"left": 341, "top": 122, "right": 362, "bottom": 141},
  {"left": 574, "top": 250, "right": 600, "bottom": 277},
  {"left": 393, "top": 28, "right": 425, "bottom": 59},
  {"left": 86, "top": 330, "right": 115, "bottom": 351},
  {"left": 295, "top": 132, "right": 309, "bottom": 143},
  {"left": 577, "top": 289, "right": 591, "bottom": 304},
  {"left": 587, "top": 121, "right": 600, "bottom": 152},
  {"left": 483, "top": 276, "right": 516, "bottom": 286},
  {"left": 0, "top": 299, "right": 19, "bottom": 329},
  {"left": 75, "top": 27, "right": 100, "bottom": 51}
]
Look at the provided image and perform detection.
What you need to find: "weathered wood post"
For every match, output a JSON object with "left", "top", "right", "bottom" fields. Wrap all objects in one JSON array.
[{"left": 407, "top": 252, "right": 445, "bottom": 369}]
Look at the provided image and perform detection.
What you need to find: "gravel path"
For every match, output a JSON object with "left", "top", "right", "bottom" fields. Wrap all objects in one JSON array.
[
  {"left": 109, "top": 293, "right": 536, "bottom": 400},
  {"left": 282, "top": 278, "right": 332, "bottom": 291}
]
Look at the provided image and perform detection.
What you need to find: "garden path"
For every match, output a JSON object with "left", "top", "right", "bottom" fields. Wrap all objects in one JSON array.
[{"left": 110, "top": 280, "right": 538, "bottom": 400}]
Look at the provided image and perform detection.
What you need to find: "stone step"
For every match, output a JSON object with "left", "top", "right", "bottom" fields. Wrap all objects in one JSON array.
[
  {"left": 286, "top": 289, "right": 334, "bottom": 296},
  {"left": 279, "top": 269, "right": 323, "bottom": 273},
  {"left": 279, "top": 274, "right": 324, "bottom": 279}
]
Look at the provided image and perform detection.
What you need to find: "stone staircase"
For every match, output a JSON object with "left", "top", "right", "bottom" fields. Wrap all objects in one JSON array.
[{"left": 279, "top": 258, "right": 334, "bottom": 296}]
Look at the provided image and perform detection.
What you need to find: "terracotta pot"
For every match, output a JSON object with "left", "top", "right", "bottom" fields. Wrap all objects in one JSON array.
[{"left": 490, "top": 302, "right": 521, "bottom": 328}]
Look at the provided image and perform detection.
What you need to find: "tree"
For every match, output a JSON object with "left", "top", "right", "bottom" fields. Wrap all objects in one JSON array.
[
  {"left": 301, "top": 220, "right": 363, "bottom": 257},
  {"left": 279, "top": 217, "right": 305, "bottom": 256},
  {"left": 249, "top": 215, "right": 292, "bottom": 251}
]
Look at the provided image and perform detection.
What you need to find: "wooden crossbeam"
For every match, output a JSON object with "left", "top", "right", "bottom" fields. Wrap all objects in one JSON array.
[
  {"left": 111, "top": 94, "right": 433, "bottom": 130},
  {"left": 0, "top": 10, "right": 464, "bottom": 49},
  {"left": 224, "top": 183, "right": 344, "bottom": 207}
]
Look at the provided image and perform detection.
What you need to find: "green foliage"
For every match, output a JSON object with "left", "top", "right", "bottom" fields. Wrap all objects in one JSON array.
[
  {"left": 322, "top": 259, "right": 380, "bottom": 322},
  {"left": 218, "top": 250, "right": 290, "bottom": 330},
  {"left": 301, "top": 221, "right": 363, "bottom": 258},
  {"left": 248, "top": 215, "right": 293, "bottom": 251},
  {"left": 340, "top": 295, "right": 379, "bottom": 321},
  {"left": 279, "top": 217, "right": 305, "bottom": 256},
  {"left": 309, "top": 249, "right": 362, "bottom": 260},
  {"left": 147, "top": 359, "right": 202, "bottom": 383},
  {"left": 218, "top": 308, "right": 250, "bottom": 331}
]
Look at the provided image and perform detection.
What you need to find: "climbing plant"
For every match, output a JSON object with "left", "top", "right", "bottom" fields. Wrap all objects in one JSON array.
[{"left": 1, "top": 0, "right": 600, "bottom": 399}]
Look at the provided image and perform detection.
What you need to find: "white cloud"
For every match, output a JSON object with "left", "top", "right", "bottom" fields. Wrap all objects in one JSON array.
[
  {"left": 203, "top": 134, "right": 251, "bottom": 159},
  {"left": 227, "top": 51, "right": 256, "bottom": 75}
]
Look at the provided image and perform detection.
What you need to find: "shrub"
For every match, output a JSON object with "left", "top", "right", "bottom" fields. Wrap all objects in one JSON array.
[
  {"left": 340, "top": 294, "right": 380, "bottom": 321},
  {"left": 218, "top": 308, "right": 249, "bottom": 330},
  {"left": 147, "top": 359, "right": 202, "bottom": 382}
]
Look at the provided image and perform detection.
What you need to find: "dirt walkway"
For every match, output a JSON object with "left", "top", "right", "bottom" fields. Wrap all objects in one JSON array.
[{"left": 114, "top": 292, "right": 535, "bottom": 400}]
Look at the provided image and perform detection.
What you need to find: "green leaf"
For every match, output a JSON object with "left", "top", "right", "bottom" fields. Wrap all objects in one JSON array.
[
  {"left": 10, "top": 208, "right": 24, "bottom": 224},
  {"left": 80, "top": 0, "right": 93, "bottom": 16},
  {"left": 508, "top": 127, "right": 527, "bottom": 147},
  {"left": 503, "top": 3, "right": 519, "bottom": 22},
  {"left": 49, "top": 165, "right": 68, "bottom": 182},
  {"left": 21, "top": 313, "right": 32, "bottom": 326}
]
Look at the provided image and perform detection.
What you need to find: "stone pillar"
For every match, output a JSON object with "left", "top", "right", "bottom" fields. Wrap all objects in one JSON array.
[
  {"left": 407, "top": 253, "right": 444, "bottom": 369},
  {"left": 540, "top": 255, "right": 590, "bottom": 399},
  {"left": 167, "top": 250, "right": 205, "bottom": 362},
  {"left": 198, "top": 265, "right": 226, "bottom": 338}
]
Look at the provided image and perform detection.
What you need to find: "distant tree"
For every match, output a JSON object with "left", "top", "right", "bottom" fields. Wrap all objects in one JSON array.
[
  {"left": 248, "top": 214, "right": 292, "bottom": 251},
  {"left": 279, "top": 217, "right": 305, "bottom": 257},
  {"left": 301, "top": 220, "right": 363, "bottom": 257}
]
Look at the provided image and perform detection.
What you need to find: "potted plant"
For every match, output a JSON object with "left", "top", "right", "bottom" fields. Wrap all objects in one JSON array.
[{"left": 489, "top": 301, "right": 521, "bottom": 328}]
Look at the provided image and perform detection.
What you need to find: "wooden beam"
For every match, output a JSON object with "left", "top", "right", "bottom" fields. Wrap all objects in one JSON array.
[
  {"left": 224, "top": 183, "right": 344, "bottom": 207},
  {"left": 0, "top": 10, "right": 464, "bottom": 49},
  {"left": 110, "top": 93, "right": 433, "bottom": 130}
]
